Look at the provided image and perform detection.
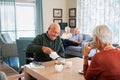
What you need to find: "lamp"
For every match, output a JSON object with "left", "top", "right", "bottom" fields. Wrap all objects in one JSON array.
[{"left": 59, "top": 22, "right": 68, "bottom": 30}]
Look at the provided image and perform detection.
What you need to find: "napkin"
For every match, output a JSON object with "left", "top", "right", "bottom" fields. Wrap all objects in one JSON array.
[{"left": 49, "top": 52, "right": 60, "bottom": 60}]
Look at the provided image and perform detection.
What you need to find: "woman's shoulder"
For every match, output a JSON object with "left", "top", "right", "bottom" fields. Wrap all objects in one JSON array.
[{"left": 93, "top": 48, "right": 120, "bottom": 58}]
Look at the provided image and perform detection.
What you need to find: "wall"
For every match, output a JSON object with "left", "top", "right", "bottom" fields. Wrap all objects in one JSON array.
[
  {"left": 67, "top": 0, "right": 77, "bottom": 8},
  {"left": 42, "top": 0, "right": 66, "bottom": 32},
  {"left": 16, "top": 0, "right": 77, "bottom": 32},
  {"left": 66, "top": 0, "right": 77, "bottom": 32},
  {"left": 67, "top": 0, "right": 77, "bottom": 19},
  {"left": 42, "top": 0, "right": 76, "bottom": 32}
]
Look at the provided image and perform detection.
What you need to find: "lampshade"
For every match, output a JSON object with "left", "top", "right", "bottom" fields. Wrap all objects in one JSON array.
[{"left": 59, "top": 22, "right": 68, "bottom": 30}]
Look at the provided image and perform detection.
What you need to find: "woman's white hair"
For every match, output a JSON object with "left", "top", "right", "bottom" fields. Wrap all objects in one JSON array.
[
  {"left": 92, "top": 25, "right": 113, "bottom": 44},
  {"left": 65, "top": 26, "right": 70, "bottom": 32}
]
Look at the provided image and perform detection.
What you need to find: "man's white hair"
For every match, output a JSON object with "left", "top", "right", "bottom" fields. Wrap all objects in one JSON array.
[{"left": 92, "top": 25, "right": 113, "bottom": 44}]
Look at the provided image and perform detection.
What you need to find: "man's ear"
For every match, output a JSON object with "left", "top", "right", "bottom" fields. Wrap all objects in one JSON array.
[{"left": 48, "top": 26, "right": 51, "bottom": 31}]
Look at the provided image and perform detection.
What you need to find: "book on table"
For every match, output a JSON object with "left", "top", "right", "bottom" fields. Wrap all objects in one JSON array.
[{"left": 30, "top": 61, "right": 45, "bottom": 68}]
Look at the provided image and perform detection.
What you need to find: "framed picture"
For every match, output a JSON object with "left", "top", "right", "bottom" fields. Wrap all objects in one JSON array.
[
  {"left": 69, "top": 19, "right": 76, "bottom": 28},
  {"left": 69, "top": 8, "right": 76, "bottom": 17},
  {"left": 53, "top": 19, "right": 62, "bottom": 23},
  {"left": 53, "top": 9, "right": 62, "bottom": 18}
]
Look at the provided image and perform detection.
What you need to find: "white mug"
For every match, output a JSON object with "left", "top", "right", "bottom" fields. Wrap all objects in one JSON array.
[{"left": 55, "top": 64, "right": 63, "bottom": 72}]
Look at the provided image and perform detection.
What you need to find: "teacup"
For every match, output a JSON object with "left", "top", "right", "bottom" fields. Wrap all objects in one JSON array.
[
  {"left": 55, "top": 64, "right": 63, "bottom": 72},
  {"left": 55, "top": 58, "right": 65, "bottom": 65}
]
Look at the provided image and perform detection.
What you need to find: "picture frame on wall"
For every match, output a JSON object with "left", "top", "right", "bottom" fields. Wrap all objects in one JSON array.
[
  {"left": 53, "top": 9, "right": 62, "bottom": 18},
  {"left": 69, "top": 8, "right": 76, "bottom": 17},
  {"left": 69, "top": 19, "right": 76, "bottom": 28},
  {"left": 53, "top": 19, "right": 62, "bottom": 23}
]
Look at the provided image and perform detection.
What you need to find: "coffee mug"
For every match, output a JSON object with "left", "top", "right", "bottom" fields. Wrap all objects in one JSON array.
[
  {"left": 55, "top": 64, "right": 63, "bottom": 72},
  {"left": 55, "top": 58, "right": 65, "bottom": 65},
  {"left": 89, "top": 41, "right": 96, "bottom": 48}
]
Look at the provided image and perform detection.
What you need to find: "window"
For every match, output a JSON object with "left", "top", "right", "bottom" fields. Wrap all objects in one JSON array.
[
  {"left": 0, "top": 2, "right": 35, "bottom": 41},
  {"left": 16, "top": 3, "right": 35, "bottom": 39},
  {"left": 77, "top": 0, "right": 120, "bottom": 44}
]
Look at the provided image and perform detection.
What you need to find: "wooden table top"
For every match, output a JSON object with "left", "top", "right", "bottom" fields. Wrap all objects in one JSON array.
[{"left": 24, "top": 57, "right": 85, "bottom": 80}]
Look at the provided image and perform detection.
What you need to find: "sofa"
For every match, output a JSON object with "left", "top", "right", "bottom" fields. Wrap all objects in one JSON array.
[{"left": 65, "top": 34, "right": 94, "bottom": 58}]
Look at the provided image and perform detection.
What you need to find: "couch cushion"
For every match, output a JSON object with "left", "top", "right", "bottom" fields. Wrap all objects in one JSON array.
[
  {"left": 82, "top": 34, "right": 93, "bottom": 42},
  {"left": 66, "top": 46, "right": 82, "bottom": 52}
]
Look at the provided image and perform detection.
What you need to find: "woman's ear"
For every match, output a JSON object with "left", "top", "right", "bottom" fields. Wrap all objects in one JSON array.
[
  {"left": 95, "top": 37, "right": 100, "bottom": 48},
  {"left": 95, "top": 36, "right": 104, "bottom": 50}
]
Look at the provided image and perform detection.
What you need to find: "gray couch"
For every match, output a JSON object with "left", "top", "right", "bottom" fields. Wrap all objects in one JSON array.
[{"left": 65, "top": 34, "right": 93, "bottom": 58}]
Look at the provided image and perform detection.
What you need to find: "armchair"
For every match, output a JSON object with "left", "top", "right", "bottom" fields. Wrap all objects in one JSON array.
[
  {"left": 0, "top": 71, "right": 24, "bottom": 80},
  {"left": 0, "top": 33, "right": 18, "bottom": 64},
  {"left": 16, "top": 37, "right": 34, "bottom": 73},
  {"left": 8, "top": 73, "right": 24, "bottom": 80}
]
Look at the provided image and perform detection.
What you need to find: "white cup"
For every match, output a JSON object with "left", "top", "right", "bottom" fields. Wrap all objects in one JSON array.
[
  {"left": 66, "top": 61, "right": 72, "bottom": 68},
  {"left": 55, "top": 64, "right": 63, "bottom": 72}
]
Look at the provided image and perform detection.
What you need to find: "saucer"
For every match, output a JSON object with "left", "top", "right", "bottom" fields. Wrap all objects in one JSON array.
[{"left": 78, "top": 70, "right": 84, "bottom": 74}]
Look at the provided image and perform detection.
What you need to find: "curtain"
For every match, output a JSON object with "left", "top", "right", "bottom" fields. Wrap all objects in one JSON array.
[
  {"left": 77, "top": 0, "right": 120, "bottom": 44},
  {"left": 35, "top": 0, "right": 43, "bottom": 35},
  {"left": 0, "top": 0, "right": 16, "bottom": 40}
]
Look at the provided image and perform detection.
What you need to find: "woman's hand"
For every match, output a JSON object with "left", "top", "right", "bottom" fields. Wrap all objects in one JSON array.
[
  {"left": 83, "top": 43, "right": 93, "bottom": 75},
  {"left": 84, "top": 43, "right": 93, "bottom": 57}
]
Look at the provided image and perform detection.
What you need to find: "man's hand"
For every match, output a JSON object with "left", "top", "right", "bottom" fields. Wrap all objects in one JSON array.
[{"left": 42, "top": 46, "right": 53, "bottom": 54}]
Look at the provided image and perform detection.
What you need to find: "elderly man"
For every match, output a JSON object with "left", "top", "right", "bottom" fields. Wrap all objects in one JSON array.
[{"left": 27, "top": 22, "right": 65, "bottom": 62}]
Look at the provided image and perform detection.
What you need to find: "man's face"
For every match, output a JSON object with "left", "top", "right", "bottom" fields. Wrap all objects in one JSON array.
[
  {"left": 74, "top": 28, "right": 79, "bottom": 35},
  {"left": 48, "top": 27, "right": 60, "bottom": 40}
]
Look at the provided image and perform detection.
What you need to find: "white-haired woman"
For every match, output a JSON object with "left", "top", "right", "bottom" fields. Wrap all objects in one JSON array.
[
  {"left": 61, "top": 26, "right": 72, "bottom": 39},
  {"left": 83, "top": 25, "right": 120, "bottom": 80}
]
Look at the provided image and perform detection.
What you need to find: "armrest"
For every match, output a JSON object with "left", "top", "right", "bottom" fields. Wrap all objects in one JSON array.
[
  {"left": 81, "top": 41, "right": 89, "bottom": 48},
  {"left": 8, "top": 74, "right": 24, "bottom": 80}
]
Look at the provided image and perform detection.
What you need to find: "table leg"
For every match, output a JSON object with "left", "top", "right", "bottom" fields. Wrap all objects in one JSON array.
[{"left": 24, "top": 67, "right": 30, "bottom": 80}]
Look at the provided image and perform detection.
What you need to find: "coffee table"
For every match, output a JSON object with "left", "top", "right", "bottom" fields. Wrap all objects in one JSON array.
[{"left": 24, "top": 57, "right": 85, "bottom": 80}]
